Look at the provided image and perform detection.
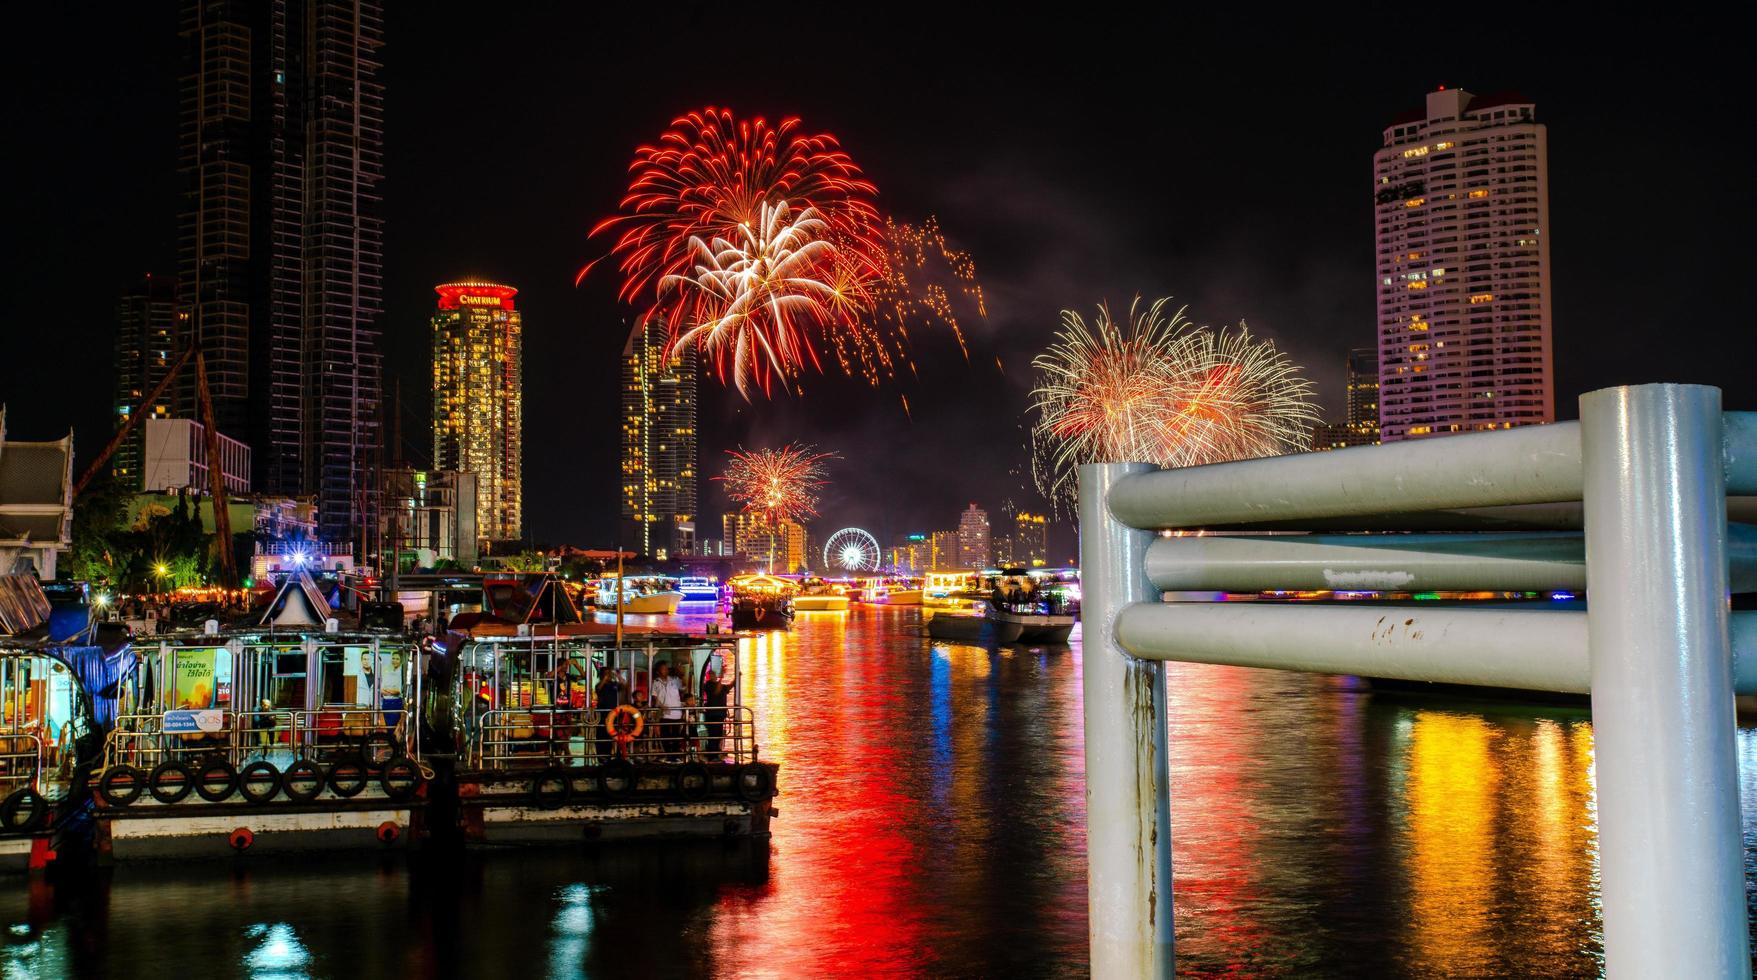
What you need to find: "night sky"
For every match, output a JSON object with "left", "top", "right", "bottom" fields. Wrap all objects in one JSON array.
[{"left": 5, "top": 8, "right": 1749, "bottom": 560}]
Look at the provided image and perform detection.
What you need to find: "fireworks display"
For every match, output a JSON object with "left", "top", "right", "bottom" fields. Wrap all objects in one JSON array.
[
  {"left": 717, "top": 444, "right": 838, "bottom": 527},
  {"left": 661, "top": 202, "right": 839, "bottom": 397},
  {"left": 1030, "top": 298, "right": 1318, "bottom": 501},
  {"left": 587, "top": 107, "right": 984, "bottom": 399}
]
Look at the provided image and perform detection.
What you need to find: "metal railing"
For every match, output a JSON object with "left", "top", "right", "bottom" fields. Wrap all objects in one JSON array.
[
  {"left": 1079, "top": 385, "right": 1757, "bottom": 978},
  {"left": 470, "top": 705, "right": 757, "bottom": 770},
  {"left": 102, "top": 706, "right": 406, "bottom": 770},
  {"left": 0, "top": 731, "right": 45, "bottom": 793}
]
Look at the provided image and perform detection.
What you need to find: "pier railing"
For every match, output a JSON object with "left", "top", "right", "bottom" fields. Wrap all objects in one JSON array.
[
  {"left": 1079, "top": 384, "right": 1756, "bottom": 978},
  {"left": 472, "top": 705, "right": 758, "bottom": 769}
]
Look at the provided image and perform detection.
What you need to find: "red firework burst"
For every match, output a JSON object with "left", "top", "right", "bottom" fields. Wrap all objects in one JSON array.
[
  {"left": 586, "top": 107, "right": 883, "bottom": 314},
  {"left": 716, "top": 444, "right": 837, "bottom": 528}
]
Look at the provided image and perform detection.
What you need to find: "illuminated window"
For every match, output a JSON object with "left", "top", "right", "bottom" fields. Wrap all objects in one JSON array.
[
  {"left": 1404, "top": 197, "right": 1425, "bottom": 208},
  {"left": 1469, "top": 293, "right": 1494, "bottom": 304},
  {"left": 1468, "top": 189, "right": 1489, "bottom": 199}
]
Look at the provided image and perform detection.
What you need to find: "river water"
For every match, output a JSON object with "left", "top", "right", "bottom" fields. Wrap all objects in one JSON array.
[{"left": 5, "top": 604, "right": 1756, "bottom": 977}]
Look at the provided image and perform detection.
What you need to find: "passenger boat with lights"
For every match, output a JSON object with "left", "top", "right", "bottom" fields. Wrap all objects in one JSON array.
[
  {"left": 88, "top": 573, "right": 429, "bottom": 860},
  {"left": 982, "top": 568, "right": 1081, "bottom": 643},
  {"left": 923, "top": 570, "right": 979, "bottom": 608},
  {"left": 858, "top": 576, "right": 923, "bottom": 605},
  {"left": 438, "top": 629, "right": 776, "bottom": 844},
  {"left": 2, "top": 576, "right": 128, "bottom": 872},
  {"left": 676, "top": 576, "right": 722, "bottom": 603},
  {"left": 594, "top": 574, "right": 684, "bottom": 615},
  {"left": 727, "top": 574, "right": 794, "bottom": 630},
  {"left": 791, "top": 577, "right": 850, "bottom": 612}
]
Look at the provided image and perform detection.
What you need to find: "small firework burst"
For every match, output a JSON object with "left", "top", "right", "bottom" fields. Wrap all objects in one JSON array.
[
  {"left": 1030, "top": 297, "right": 1318, "bottom": 503},
  {"left": 717, "top": 444, "right": 838, "bottom": 527}
]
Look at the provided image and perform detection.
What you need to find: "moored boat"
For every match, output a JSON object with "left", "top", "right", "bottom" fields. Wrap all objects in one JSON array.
[
  {"left": 792, "top": 577, "right": 849, "bottom": 612},
  {"left": 727, "top": 574, "right": 794, "bottom": 630},
  {"left": 981, "top": 568, "right": 1081, "bottom": 643},
  {"left": 595, "top": 575, "right": 684, "bottom": 615}
]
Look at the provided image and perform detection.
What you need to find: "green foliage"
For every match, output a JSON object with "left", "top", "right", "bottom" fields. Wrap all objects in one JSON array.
[
  {"left": 67, "top": 479, "right": 217, "bottom": 591},
  {"left": 498, "top": 550, "right": 549, "bottom": 573}
]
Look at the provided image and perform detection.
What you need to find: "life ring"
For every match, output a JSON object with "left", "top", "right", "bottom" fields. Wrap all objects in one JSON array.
[
  {"left": 238, "top": 761, "right": 283, "bottom": 804},
  {"left": 194, "top": 757, "right": 239, "bottom": 802},
  {"left": 282, "top": 759, "right": 326, "bottom": 803},
  {"left": 604, "top": 704, "right": 644, "bottom": 740},
  {"left": 0, "top": 788, "right": 47, "bottom": 834},
  {"left": 98, "top": 765, "right": 146, "bottom": 807},
  {"left": 148, "top": 760, "right": 195, "bottom": 804}
]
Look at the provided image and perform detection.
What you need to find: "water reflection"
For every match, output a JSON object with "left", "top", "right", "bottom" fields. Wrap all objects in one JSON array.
[{"left": 6, "top": 608, "right": 1755, "bottom": 976}]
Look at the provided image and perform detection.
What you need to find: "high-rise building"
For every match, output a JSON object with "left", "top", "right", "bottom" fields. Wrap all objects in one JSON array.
[
  {"left": 1313, "top": 347, "right": 1383, "bottom": 452},
  {"left": 957, "top": 504, "right": 990, "bottom": 569},
  {"left": 890, "top": 533, "right": 929, "bottom": 575},
  {"left": 722, "top": 513, "right": 804, "bottom": 571},
  {"left": 1012, "top": 512, "right": 1048, "bottom": 567},
  {"left": 620, "top": 318, "right": 698, "bottom": 558},
  {"left": 177, "top": 0, "right": 386, "bottom": 543},
  {"left": 432, "top": 282, "right": 522, "bottom": 544},
  {"left": 929, "top": 530, "right": 959, "bottom": 571},
  {"left": 113, "top": 276, "right": 182, "bottom": 489},
  {"left": 1374, "top": 87, "right": 1552, "bottom": 442},
  {"left": 141, "top": 418, "right": 252, "bottom": 496}
]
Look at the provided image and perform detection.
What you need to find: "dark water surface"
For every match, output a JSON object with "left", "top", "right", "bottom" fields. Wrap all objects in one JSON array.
[{"left": 5, "top": 605, "right": 1757, "bottom": 977}]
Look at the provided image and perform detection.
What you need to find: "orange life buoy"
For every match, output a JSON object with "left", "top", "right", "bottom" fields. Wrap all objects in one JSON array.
[{"left": 604, "top": 704, "right": 644, "bottom": 741}]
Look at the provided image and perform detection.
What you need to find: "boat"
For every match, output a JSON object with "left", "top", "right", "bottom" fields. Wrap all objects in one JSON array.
[
  {"left": 727, "top": 574, "right": 794, "bottom": 630},
  {"left": 792, "top": 577, "right": 849, "bottom": 613},
  {"left": 440, "top": 632, "right": 777, "bottom": 844},
  {"left": 3, "top": 576, "right": 128, "bottom": 872},
  {"left": 924, "top": 602, "right": 1023, "bottom": 643},
  {"left": 923, "top": 571, "right": 978, "bottom": 607},
  {"left": 676, "top": 576, "right": 721, "bottom": 603},
  {"left": 594, "top": 575, "right": 684, "bottom": 615},
  {"left": 982, "top": 568, "right": 1081, "bottom": 644},
  {"left": 859, "top": 576, "right": 923, "bottom": 605}
]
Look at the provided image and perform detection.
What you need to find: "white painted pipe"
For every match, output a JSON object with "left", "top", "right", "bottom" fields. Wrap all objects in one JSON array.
[
  {"left": 1581, "top": 384, "right": 1748, "bottom": 977},
  {"left": 1112, "top": 602, "right": 1757, "bottom": 696},
  {"left": 1142, "top": 526, "right": 1757, "bottom": 594},
  {"left": 1107, "top": 421, "right": 1583, "bottom": 530},
  {"left": 1080, "top": 462, "right": 1174, "bottom": 978},
  {"left": 1726, "top": 411, "right": 1757, "bottom": 495},
  {"left": 1185, "top": 496, "right": 1757, "bottom": 534}
]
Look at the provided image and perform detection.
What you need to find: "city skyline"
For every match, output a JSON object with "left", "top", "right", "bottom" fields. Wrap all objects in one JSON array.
[{"left": 5, "top": 8, "right": 1750, "bottom": 555}]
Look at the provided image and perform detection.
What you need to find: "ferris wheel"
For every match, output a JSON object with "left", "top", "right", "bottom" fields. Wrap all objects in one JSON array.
[{"left": 823, "top": 528, "right": 882, "bottom": 573}]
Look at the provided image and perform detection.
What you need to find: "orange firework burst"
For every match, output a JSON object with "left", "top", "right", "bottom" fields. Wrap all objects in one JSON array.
[
  {"left": 717, "top": 444, "right": 837, "bottom": 527},
  {"left": 1030, "top": 298, "right": 1318, "bottom": 502}
]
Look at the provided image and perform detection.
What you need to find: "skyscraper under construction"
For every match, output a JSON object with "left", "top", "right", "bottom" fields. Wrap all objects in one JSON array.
[{"left": 177, "top": 0, "right": 385, "bottom": 544}]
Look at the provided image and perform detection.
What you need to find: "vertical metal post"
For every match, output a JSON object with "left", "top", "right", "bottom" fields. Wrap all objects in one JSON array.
[
  {"left": 1080, "top": 462, "right": 1174, "bottom": 978},
  {"left": 1581, "top": 384, "right": 1749, "bottom": 977}
]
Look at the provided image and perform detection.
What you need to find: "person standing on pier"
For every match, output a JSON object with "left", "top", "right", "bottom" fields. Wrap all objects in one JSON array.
[
  {"left": 594, "top": 666, "right": 624, "bottom": 760},
  {"left": 651, "top": 661, "right": 684, "bottom": 759}
]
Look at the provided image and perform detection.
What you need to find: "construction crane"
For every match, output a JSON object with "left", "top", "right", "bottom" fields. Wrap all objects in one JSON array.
[{"left": 74, "top": 345, "right": 237, "bottom": 588}]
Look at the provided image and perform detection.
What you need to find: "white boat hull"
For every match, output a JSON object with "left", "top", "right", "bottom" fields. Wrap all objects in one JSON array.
[{"left": 597, "top": 592, "right": 683, "bottom": 615}]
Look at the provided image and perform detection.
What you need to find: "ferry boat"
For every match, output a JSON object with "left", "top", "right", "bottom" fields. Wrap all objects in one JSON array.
[
  {"left": 439, "top": 632, "right": 777, "bottom": 844},
  {"left": 923, "top": 602, "right": 1022, "bottom": 644},
  {"left": 594, "top": 575, "right": 684, "bottom": 615},
  {"left": 982, "top": 568, "right": 1081, "bottom": 643},
  {"left": 2, "top": 576, "right": 130, "bottom": 872},
  {"left": 859, "top": 576, "right": 923, "bottom": 605},
  {"left": 791, "top": 577, "right": 850, "bottom": 613},
  {"left": 923, "top": 571, "right": 979, "bottom": 608},
  {"left": 676, "top": 576, "right": 722, "bottom": 603},
  {"left": 727, "top": 574, "right": 794, "bottom": 630}
]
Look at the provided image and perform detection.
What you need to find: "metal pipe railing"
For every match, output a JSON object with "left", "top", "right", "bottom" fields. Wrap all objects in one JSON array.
[{"left": 1080, "top": 386, "right": 1756, "bottom": 977}]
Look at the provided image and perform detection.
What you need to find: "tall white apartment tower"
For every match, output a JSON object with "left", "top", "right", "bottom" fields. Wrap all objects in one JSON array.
[{"left": 1373, "top": 87, "right": 1553, "bottom": 441}]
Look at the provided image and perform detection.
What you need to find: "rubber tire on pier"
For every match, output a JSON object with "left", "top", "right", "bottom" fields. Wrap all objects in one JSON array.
[
  {"left": 0, "top": 788, "right": 47, "bottom": 834},
  {"left": 281, "top": 759, "right": 326, "bottom": 803},
  {"left": 379, "top": 757, "right": 421, "bottom": 802},
  {"left": 674, "top": 762, "right": 711, "bottom": 802},
  {"left": 148, "top": 760, "right": 196, "bottom": 804},
  {"left": 238, "top": 761, "right": 283, "bottom": 804},
  {"left": 327, "top": 756, "right": 370, "bottom": 798},
  {"left": 194, "top": 758, "right": 239, "bottom": 802},
  {"left": 532, "top": 766, "right": 571, "bottom": 810},
  {"left": 98, "top": 765, "right": 146, "bottom": 807},
  {"left": 596, "top": 759, "right": 636, "bottom": 800},
  {"left": 362, "top": 732, "right": 400, "bottom": 772},
  {"left": 734, "top": 764, "right": 772, "bottom": 802}
]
